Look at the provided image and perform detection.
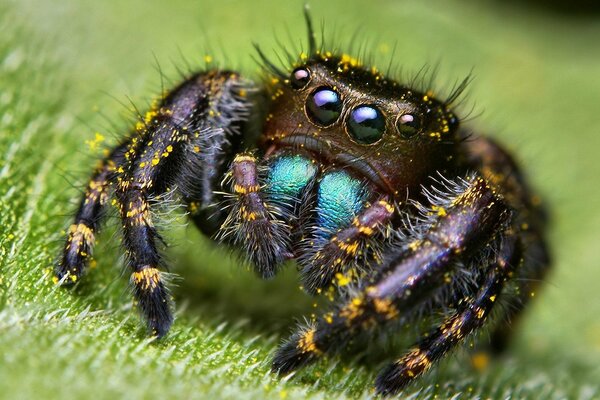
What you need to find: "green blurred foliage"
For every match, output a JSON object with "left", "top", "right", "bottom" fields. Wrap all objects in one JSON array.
[{"left": 1, "top": 1, "right": 599, "bottom": 399}]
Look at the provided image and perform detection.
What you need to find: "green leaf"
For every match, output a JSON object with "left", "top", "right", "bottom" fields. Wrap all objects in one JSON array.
[{"left": 1, "top": 1, "right": 599, "bottom": 399}]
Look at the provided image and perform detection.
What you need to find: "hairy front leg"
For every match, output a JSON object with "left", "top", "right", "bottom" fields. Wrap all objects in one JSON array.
[
  {"left": 299, "top": 198, "right": 395, "bottom": 294},
  {"left": 56, "top": 70, "right": 254, "bottom": 337},
  {"left": 219, "top": 153, "right": 319, "bottom": 277},
  {"left": 375, "top": 232, "right": 520, "bottom": 394},
  {"left": 272, "top": 175, "right": 511, "bottom": 375},
  {"left": 465, "top": 135, "right": 552, "bottom": 352}
]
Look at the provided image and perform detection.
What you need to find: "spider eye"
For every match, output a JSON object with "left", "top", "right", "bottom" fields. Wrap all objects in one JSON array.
[
  {"left": 306, "top": 87, "right": 342, "bottom": 126},
  {"left": 291, "top": 67, "right": 310, "bottom": 89},
  {"left": 447, "top": 113, "right": 459, "bottom": 132},
  {"left": 396, "top": 113, "right": 422, "bottom": 138},
  {"left": 347, "top": 105, "right": 385, "bottom": 144}
]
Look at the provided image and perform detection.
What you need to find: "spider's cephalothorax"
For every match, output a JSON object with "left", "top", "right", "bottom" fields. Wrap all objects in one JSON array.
[{"left": 54, "top": 9, "right": 550, "bottom": 395}]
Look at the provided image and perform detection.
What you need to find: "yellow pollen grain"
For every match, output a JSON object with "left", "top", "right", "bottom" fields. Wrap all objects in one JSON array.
[
  {"left": 471, "top": 352, "right": 490, "bottom": 371},
  {"left": 85, "top": 132, "right": 105, "bottom": 152},
  {"left": 340, "top": 297, "right": 365, "bottom": 321},
  {"left": 335, "top": 273, "right": 351, "bottom": 286},
  {"left": 373, "top": 298, "right": 399, "bottom": 320},
  {"left": 431, "top": 205, "right": 447, "bottom": 217},
  {"left": 408, "top": 240, "right": 421, "bottom": 251},
  {"left": 144, "top": 109, "right": 158, "bottom": 124}
]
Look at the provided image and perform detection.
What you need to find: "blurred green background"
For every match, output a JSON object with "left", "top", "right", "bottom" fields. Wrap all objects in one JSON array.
[{"left": 1, "top": 0, "right": 599, "bottom": 399}]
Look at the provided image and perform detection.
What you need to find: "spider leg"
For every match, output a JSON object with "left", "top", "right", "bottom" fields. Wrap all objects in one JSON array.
[
  {"left": 57, "top": 70, "right": 254, "bottom": 337},
  {"left": 218, "top": 153, "right": 301, "bottom": 278},
  {"left": 464, "top": 135, "right": 552, "bottom": 353},
  {"left": 299, "top": 198, "right": 395, "bottom": 294},
  {"left": 117, "top": 71, "right": 253, "bottom": 337},
  {"left": 488, "top": 220, "right": 550, "bottom": 353},
  {"left": 117, "top": 184, "right": 172, "bottom": 337},
  {"left": 272, "top": 175, "right": 511, "bottom": 374},
  {"left": 55, "top": 141, "right": 128, "bottom": 283},
  {"left": 375, "top": 232, "right": 521, "bottom": 395}
]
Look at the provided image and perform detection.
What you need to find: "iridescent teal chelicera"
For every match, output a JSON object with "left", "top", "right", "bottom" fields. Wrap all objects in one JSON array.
[
  {"left": 316, "top": 170, "right": 365, "bottom": 236},
  {"left": 266, "top": 155, "right": 317, "bottom": 200}
]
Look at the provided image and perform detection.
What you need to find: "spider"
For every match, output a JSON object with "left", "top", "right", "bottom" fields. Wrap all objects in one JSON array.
[{"left": 54, "top": 8, "right": 550, "bottom": 395}]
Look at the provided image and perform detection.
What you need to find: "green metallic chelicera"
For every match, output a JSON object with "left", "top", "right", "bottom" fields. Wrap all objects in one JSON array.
[
  {"left": 267, "top": 155, "right": 317, "bottom": 200},
  {"left": 266, "top": 155, "right": 365, "bottom": 238},
  {"left": 316, "top": 170, "right": 365, "bottom": 236}
]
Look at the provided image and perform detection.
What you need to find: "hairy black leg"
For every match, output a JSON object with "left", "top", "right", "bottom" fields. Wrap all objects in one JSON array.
[
  {"left": 375, "top": 233, "right": 521, "bottom": 395},
  {"left": 272, "top": 175, "right": 511, "bottom": 374},
  {"left": 464, "top": 135, "right": 551, "bottom": 353},
  {"left": 488, "top": 231, "right": 550, "bottom": 353},
  {"left": 299, "top": 199, "right": 395, "bottom": 294},
  {"left": 218, "top": 153, "right": 294, "bottom": 278},
  {"left": 117, "top": 186, "right": 172, "bottom": 337},
  {"left": 115, "top": 71, "right": 252, "bottom": 337},
  {"left": 55, "top": 70, "right": 252, "bottom": 336},
  {"left": 55, "top": 141, "right": 128, "bottom": 283}
]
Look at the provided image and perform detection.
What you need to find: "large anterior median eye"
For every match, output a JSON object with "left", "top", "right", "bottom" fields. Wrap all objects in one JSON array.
[
  {"left": 306, "top": 87, "right": 343, "bottom": 126},
  {"left": 347, "top": 105, "right": 386, "bottom": 144}
]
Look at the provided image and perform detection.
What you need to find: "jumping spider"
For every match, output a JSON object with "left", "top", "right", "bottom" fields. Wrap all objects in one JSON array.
[{"left": 55, "top": 9, "right": 550, "bottom": 395}]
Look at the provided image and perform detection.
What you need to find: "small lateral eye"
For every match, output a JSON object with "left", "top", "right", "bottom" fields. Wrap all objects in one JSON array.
[
  {"left": 347, "top": 105, "right": 386, "bottom": 144},
  {"left": 447, "top": 113, "right": 459, "bottom": 132},
  {"left": 306, "top": 87, "right": 343, "bottom": 126},
  {"left": 291, "top": 67, "right": 311, "bottom": 89},
  {"left": 396, "top": 113, "right": 422, "bottom": 138}
]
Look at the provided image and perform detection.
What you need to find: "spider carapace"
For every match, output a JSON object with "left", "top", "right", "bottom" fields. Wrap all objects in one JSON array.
[{"left": 55, "top": 9, "right": 550, "bottom": 395}]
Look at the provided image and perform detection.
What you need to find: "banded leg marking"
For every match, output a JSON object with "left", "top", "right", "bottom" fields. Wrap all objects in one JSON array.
[
  {"left": 375, "top": 234, "right": 520, "bottom": 394},
  {"left": 219, "top": 154, "right": 292, "bottom": 278},
  {"left": 273, "top": 176, "right": 511, "bottom": 374},
  {"left": 56, "top": 142, "right": 127, "bottom": 283}
]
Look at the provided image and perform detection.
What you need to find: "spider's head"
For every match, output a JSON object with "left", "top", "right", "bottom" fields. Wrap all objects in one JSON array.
[
  {"left": 262, "top": 53, "right": 464, "bottom": 195},
  {"left": 257, "top": 7, "right": 466, "bottom": 195}
]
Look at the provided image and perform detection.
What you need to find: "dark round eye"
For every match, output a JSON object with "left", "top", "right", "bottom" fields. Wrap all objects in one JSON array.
[
  {"left": 291, "top": 67, "right": 310, "bottom": 89},
  {"left": 447, "top": 113, "right": 459, "bottom": 132},
  {"left": 347, "top": 105, "right": 386, "bottom": 144},
  {"left": 306, "top": 87, "right": 343, "bottom": 126},
  {"left": 396, "top": 113, "right": 422, "bottom": 138}
]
